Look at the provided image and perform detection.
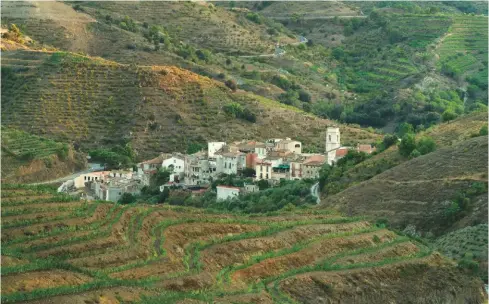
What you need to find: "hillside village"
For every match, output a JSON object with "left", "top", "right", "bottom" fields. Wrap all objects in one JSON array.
[{"left": 61, "top": 127, "right": 375, "bottom": 202}]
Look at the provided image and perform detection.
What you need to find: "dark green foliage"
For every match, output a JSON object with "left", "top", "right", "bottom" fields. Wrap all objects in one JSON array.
[
  {"left": 151, "top": 168, "right": 171, "bottom": 187},
  {"left": 409, "top": 149, "right": 421, "bottom": 159},
  {"left": 416, "top": 136, "right": 436, "bottom": 155},
  {"left": 225, "top": 79, "right": 237, "bottom": 91},
  {"left": 382, "top": 134, "right": 399, "bottom": 150},
  {"left": 319, "top": 150, "right": 370, "bottom": 196},
  {"left": 187, "top": 142, "right": 205, "bottom": 154},
  {"left": 118, "top": 193, "right": 136, "bottom": 205},
  {"left": 241, "top": 168, "right": 256, "bottom": 178},
  {"left": 88, "top": 144, "right": 134, "bottom": 169},
  {"left": 397, "top": 123, "right": 414, "bottom": 137},
  {"left": 246, "top": 12, "right": 263, "bottom": 24},
  {"left": 442, "top": 110, "right": 458, "bottom": 122},
  {"left": 223, "top": 102, "right": 256, "bottom": 123},
  {"left": 398, "top": 133, "right": 416, "bottom": 157},
  {"left": 479, "top": 125, "right": 488, "bottom": 136},
  {"left": 256, "top": 179, "right": 270, "bottom": 190},
  {"left": 298, "top": 89, "right": 311, "bottom": 103}
]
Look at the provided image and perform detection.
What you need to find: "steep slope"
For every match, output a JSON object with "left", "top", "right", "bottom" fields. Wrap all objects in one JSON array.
[
  {"left": 1, "top": 127, "right": 86, "bottom": 183},
  {"left": 320, "top": 135, "right": 488, "bottom": 236},
  {"left": 1, "top": 49, "right": 379, "bottom": 160},
  {"left": 1, "top": 185, "right": 486, "bottom": 303}
]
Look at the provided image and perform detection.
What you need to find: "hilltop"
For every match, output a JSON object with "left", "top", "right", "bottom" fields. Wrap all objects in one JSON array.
[
  {"left": 1, "top": 127, "right": 86, "bottom": 183},
  {"left": 1, "top": 185, "right": 486, "bottom": 303},
  {"left": 1, "top": 49, "right": 379, "bottom": 160}
]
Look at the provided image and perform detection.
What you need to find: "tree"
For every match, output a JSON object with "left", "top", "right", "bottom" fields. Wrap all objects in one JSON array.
[
  {"left": 225, "top": 58, "right": 232, "bottom": 65},
  {"left": 399, "top": 133, "right": 417, "bottom": 157},
  {"left": 382, "top": 134, "right": 398, "bottom": 149},
  {"left": 397, "top": 122, "right": 414, "bottom": 137},
  {"left": 158, "top": 187, "right": 170, "bottom": 204},
  {"left": 298, "top": 89, "right": 311, "bottom": 103},
  {"left": 242, "top": 168, "right": 256, "bottom": 177},
  {"left": 256, "top": 179, "right": 269, "bottom": 190},
  {"left": 442, "top": 110, "right": 458, "bottom": 122},
  {"left": 225, "top": 79, "right": 237, "bottom": 91},
  {"left": 118, "top": 193, "right": 136, "bottom": 204},
  {"left": 152, "top": 168, "right": 171, "bottom": 187},
  {"left": 417, "top": 136, "right": 436, "bottom": 155}
]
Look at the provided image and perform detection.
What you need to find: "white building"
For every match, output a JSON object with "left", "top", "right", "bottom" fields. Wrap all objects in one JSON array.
[
  {"left": 74, "top": 171, "right": 110, "bottom": 189},
  {"left": 276, "top": 138, "right": 302, "bottom": 154},
  {"left": 325, "top": 127, "right": 341, "bottom": 165},
  {"left": 237, "top": 141, "right": 267, "bottom": 159},
  {"left": 94, "top": 178, "right": 142, "bottom": 202},
  {"left": 244, "top": 184, "right": 259, "bottom": 193},
  {"left": 162, "top": 153, "right": 186, "bottom": 182},
  {"left": 255, "top": 161, "right": 272, "bottom": 180},
  {"left": 208, "top": 142, "right": 226, "bottom": 158},
  {"left": 215, "top": 151, "right": 245, "bottom": 175},
  {"left": 216, "top": 185, "right": 241, "bottom": 201}
]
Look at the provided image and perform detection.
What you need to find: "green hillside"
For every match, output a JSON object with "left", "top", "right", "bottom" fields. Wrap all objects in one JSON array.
[{"left": 1, "top": 127, "right": 86, "bottom": 183}]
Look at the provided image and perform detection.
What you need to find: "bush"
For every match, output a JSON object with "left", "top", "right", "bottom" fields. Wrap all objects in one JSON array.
[
  {"left": 225, "top": 79, "right": 237, "bottom": 91},
  {"left": 479, "top": 125, "right": 488, "bottom": 136},
  {"left": 416, "top": 136, "right": 436, "bottom": 155},
  {"left": 382, "top": 134, "right": 398, "bottom": 149},
  {"left": 399, "top": 133, "right": 417, "bottom": 157},
  {"left": 118, "top": 193, "right": 136, "bottom": 205},
  {"left": 298, "top": 89, "right": 311, "bottom": 102},
  {"left": 442, "top": 110, "right": 458, "bottom": 122},
  {"left": 409, "top": 149, "right": 421, "bottom": 159},
  {"left": 242, "top": 168, "right": 256, "bottom": 177}
]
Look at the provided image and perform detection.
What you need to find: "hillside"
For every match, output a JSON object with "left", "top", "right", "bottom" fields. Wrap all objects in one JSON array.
[
  {"left": 1, "top": 49, "right": 379, "bottom": 160},
  {"left": 3, "top": 1, "right": 487, "bottom": 132},
  {"left": 1, "top": 127, "right": 86, "bottom": 183},
  {"left": 320, "top": 135, "right": 488, "bottom": 236},
  {"left": 1, "top": 184, "right": 486, "bottom": 303}
]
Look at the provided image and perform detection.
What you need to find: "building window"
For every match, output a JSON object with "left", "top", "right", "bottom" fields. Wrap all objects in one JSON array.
[
  {"left": 260, "top": 173, "right": 263, "bottom": 179},
  {"left": 84, "top": 176, "right": 87, "bottom": 181},
  {"left": 329, "top": 135, "right": 331, "bottom": 141},
  {"left": 266, "top": 174, "right": 269, "bottom": 179}
]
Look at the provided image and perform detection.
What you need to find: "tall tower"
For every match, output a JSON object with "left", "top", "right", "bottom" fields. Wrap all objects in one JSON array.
[{"left": 325, "top": 127, "right": 340, "bottom": 165}]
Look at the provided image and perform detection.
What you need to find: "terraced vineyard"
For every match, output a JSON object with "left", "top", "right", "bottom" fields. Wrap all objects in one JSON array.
[
  {"left": 1, "top": 184, "right": 486, "bottom": 303},
  {"left": 437, "top": 15, "right": 488, "bottom": 80},
  {"left": 1, "top": 49, "right": 380, "bottom": 160}
]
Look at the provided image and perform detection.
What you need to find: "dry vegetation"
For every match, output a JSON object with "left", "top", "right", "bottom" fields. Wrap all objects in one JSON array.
[
  {"left": 1, "top": 184, "right": 486, "bottom": 304},
  {"left": 1, "top": 49, "right": 379, "bottom": 160}
]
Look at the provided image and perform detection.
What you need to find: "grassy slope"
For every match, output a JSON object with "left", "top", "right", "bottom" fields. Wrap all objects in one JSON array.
[
  {"left": 1, "top": 49, "right": 379, "bottom": 160},
  {"left": 1, "top": 127, "right": 86, "bottom": 183},
  {"left": 1, "top": 186, "right": 485, "bottom": 304},
  {"left": 320, "top": 135, "right": 488, "bottom": 236}
]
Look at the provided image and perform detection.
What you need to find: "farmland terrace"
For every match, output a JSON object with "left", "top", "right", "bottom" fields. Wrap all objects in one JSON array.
[{"left": 1, "top": 184, "right": 486, "bottom": 304}]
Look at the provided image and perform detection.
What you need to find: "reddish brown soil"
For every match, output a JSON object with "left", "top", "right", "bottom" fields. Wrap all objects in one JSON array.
[
  {"left": 2, "top": 270, "right": 91, "bottom": 294},
  {"left": 2, "top": 201, "right": 85, "bottom": 213},
  {"left": 2, "top": 203, "right": 114, "bottom": 242},
  {"left": 202, "top": 221, "right": 371, "bottom": 272},
  {"left": 232, "top": 230, "right": 396, "bottom": 284}
]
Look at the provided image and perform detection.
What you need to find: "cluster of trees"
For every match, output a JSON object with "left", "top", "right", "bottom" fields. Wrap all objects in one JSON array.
[
  {"left": 398, "top": 128, "right": 436, "bottom": 158},
  {"left": 318, "top": 150, "right": 370, "bottom": 196},
  {"left": 444, "top": 182, "right": 487, "bottom": 224},
  {"left": 223, "top": 102, "right": 257, "bottom": 122},
  {"left": 88, "top": 143, "right": 135, "bottom": 169},
  {"left": 268, "top": 75, "right": 312, "bottom": 108}
]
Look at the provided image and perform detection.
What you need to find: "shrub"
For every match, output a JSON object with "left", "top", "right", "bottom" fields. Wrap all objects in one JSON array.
[
  {"left": 118, "top": 193, "right": 136, "bottom": 205},
  {"left": 416, "top": 136, "right": 436, "bottom": 155},
  {"left": 442, "top": 110, "right": 458, "bottom": 122},
  {"left": 399, "top": 133, "right": 416, "bottom": 157},
  {"left": 298, "top": 89, "right": 311, "bottom": 102},
  {"left": 409, "top": 149, "right": 421, "bottom": 159},
  {"left": 479, "top": 125, "right": 488, "bottom": 136},
  {"left": 242, "top": 168, "right": 256, "bottom": 178},
  {"left": 225, "top": 58, "right": 232, "bottom": 65},
  {"left": 225, "top": 79, "right": 237, "bottom": 91}
]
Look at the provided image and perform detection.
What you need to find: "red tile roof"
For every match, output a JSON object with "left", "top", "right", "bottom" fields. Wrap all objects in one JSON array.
[{"left": 335, "top": 148, "right": 349, "bottom": 157}]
